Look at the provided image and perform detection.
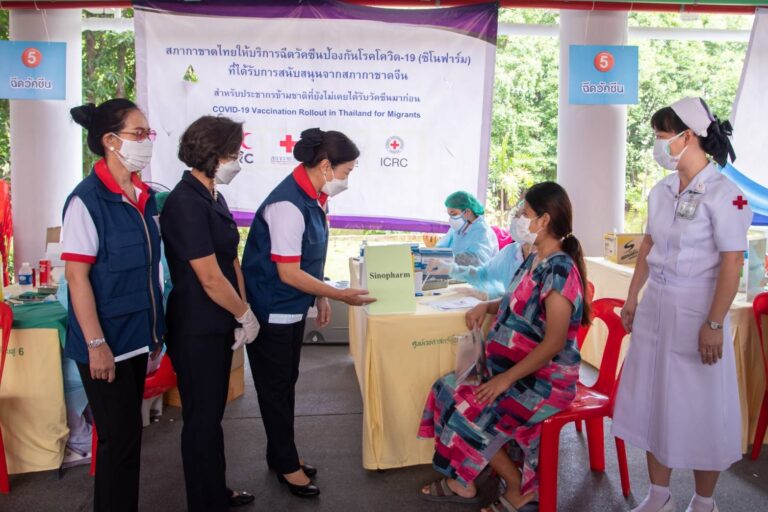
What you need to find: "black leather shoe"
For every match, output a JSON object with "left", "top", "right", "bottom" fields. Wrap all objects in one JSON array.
[
  {"left": 228, "top": 490, "right": 255, "bottom": 507},
  {"left": 276, "top": 474, "right": 320, "bottom": 498},
  {"left": 268, "top": 463, "right": 318, "bottom": 478},
  {"left": 301, "top": 464, "right": 318, "bottom": 477}
]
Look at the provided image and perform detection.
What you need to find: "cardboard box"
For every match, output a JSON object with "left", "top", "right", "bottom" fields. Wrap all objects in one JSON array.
[
  {"left": 231, "top": 345, "right": 244, "bottom": 369},
  {"left": 604, "top": 233, "right": 644, "bottom": 265},
  {"left": 164, "top": 348, "right": 246, "bottom": 408},
  {"left": 164, "top": 365, "right": 245, "bottom": 408}
]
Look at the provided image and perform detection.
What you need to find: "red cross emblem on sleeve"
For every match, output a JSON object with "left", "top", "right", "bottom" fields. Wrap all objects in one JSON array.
[{"left": 733, "top": 195, "right": 748, "bottom": 210}]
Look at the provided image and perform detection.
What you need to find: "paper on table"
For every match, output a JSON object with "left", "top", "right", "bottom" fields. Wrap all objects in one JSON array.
[{"left": 430, "top": 296, "right": 482, "bottom": 311}]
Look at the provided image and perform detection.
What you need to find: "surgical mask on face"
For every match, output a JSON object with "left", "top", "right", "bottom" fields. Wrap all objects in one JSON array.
[
  {"left": 112, "top": 135, "right": 153, "bottom": 172},
  {"left": 215, "top": 159, "right": 241, "bottom": 185},
  {"left": 321, "top": 168, "right": 349, "bottom": 197},
  {"left": 514, "top": 215, "right": 540, "bottom": 245},
  {"left": 448, "top": 214, "right": 466, "bottom": 232},
  {"left": 653, "top": 132, "right": 688, "bottom": 171}
]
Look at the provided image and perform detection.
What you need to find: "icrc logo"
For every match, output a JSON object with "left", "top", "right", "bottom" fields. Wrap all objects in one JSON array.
[
  {"left": 381, "top": 135, "right": 408, "bottom": 168},
  {"left": 385, "top": 136, "right": 404, "bottom": 154},
  {"left": 239, "top": 131, "right": 255, "bottom": 164}
]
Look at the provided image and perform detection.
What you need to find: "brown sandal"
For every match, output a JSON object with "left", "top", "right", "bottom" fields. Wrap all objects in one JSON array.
[{"left": 418, "top": 478, "right": 480, "bottom": 504}]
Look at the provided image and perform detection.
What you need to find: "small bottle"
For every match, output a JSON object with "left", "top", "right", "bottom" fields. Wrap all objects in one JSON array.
[
  {"left": 18, "top": 262, "right": 33, "bottom": 291},
  {"left": 359, "top": 240, "right": 367, "bottom": 258}
]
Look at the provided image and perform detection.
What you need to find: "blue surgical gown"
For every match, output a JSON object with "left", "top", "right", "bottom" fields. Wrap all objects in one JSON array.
[
  {"left": 450, "top": 242, "right": 524, "bottom": 299},
  {"left": 435, "top": 215, "right": 498, "bottom": 266}
]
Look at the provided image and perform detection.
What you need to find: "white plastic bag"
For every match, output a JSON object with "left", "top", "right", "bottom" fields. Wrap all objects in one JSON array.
[{"left": 454, "top": 328, "right": 486, "bottom": 386}]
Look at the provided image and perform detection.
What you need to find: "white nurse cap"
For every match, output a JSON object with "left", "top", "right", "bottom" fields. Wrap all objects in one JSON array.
[{"left": 671, "top": 97, "right": 715, "bottom": 137}]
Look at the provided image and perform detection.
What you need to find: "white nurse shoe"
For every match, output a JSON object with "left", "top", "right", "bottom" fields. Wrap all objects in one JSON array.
[
  {"left": 631, "top": 496, "right": 676, "bottom": 512},
  {"left": 685, "top": 499, "right": 719, "bottom": 512}
]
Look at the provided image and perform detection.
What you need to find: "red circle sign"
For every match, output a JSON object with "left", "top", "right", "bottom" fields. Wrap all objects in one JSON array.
[
  {"left": 594, "top": 51, "right": 615, "bottom": 73},
  {"left": 22, "top": 48, "right": 43, "bottom": 68}
]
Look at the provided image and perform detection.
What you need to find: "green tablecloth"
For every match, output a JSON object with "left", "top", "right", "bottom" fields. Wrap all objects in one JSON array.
[{"left": 11, "top": 301, "right": 68, "bottom": 347}]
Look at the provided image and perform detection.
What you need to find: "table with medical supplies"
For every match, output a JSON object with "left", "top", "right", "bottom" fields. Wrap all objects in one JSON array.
[
  {"left": 584, "top": 257, "right": 767, "bottom": 452},
  {"left": 348, "top": 258, "right": 480, "bottom": 470}
]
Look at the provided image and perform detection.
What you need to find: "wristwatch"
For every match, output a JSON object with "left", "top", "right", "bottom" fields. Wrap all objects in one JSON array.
[
  {"left": 707, "top": 321, "right": 723, "bottom": 330},
  {"left": 87, "top": 338, "right": 107, "bottom": 349}
]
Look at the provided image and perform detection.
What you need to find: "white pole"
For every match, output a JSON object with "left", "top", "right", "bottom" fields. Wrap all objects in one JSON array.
[
  {"left": 557, "top": 11, "right": 629, "bottom": 256},
  {"left": 10, "top": 9, "right": 83, "bottom": 274}
]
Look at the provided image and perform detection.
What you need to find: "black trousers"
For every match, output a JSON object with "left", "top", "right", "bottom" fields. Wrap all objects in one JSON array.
[
  {"left": 246, "top": 320, "right": 305, "bottom": 474},
  {"left": 167, "top": 331, "right": 234, "bottom": 512},
  {"left": 78, "top": 353, "right": 148, "bottom": 512}
]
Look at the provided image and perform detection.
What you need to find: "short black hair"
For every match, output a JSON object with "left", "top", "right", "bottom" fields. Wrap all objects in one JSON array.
[
  {"left": 293, "top": 128, "right": 360, "bottom": 168},
  {"left": 178, "top": 116, "right": 244, "bottom": 179},
  {"left": 70, "top": 99, "right": 138, "bottom": 157}
]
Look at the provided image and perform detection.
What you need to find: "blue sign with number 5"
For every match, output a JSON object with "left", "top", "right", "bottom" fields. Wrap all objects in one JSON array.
[
  {"left": 0, "top": 41, "right": 66, "bottom": 100},
  {"left": 569, "top": 45, "right": 638, "bottom": 105}
]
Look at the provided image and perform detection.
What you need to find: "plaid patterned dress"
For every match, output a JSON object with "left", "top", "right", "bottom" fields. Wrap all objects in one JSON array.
[{"left": 418, "top": 252, "right": 583, "bottom": 494}]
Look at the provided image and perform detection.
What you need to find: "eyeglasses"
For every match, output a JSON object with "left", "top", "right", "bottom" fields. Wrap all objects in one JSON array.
[{"left": 116, "top": 128, "right": 157, "bottom": 142}]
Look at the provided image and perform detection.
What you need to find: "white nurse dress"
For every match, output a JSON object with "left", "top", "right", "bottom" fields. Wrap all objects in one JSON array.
[{"left": 612, "top": 162, "right": 753, "bottom": 471}]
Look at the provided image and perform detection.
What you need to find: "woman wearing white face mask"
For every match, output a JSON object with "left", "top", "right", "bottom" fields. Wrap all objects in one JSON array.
[
  {"left": 613, "top": 98, "right": 751, "bottom": 512},
  {"left": 161, "top": 116, "right": 257, "bottom": 511},
  {"left": 241, "top": 128, "right": 376, "bottom": 498},
  {"left": 428, "top": 200, "right": 531, "bottom": 300},
  {"left": 64, "top": 99, "right": 165, "bottom": 511},
  {"left": 436, "top": 191, "right": 499, "bottom": 266}
]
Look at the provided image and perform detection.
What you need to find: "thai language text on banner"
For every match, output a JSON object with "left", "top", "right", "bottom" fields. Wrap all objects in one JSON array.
[{"left": 134, "top": 0, "right": 498, "bottom": 231}]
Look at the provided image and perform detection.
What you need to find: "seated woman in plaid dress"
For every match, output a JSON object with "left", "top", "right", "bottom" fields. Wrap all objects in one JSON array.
[{"left": 418, "top": 182, "right": 590, "bottom": 512}]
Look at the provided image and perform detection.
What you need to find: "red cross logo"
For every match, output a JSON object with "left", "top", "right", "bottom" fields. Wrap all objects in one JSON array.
[
  {"left": 733, "top": 195, "right": 748, "bottom": 210},
  {"left": 279, "top": 135, "right": 296, "bottom": 153},
  {"left": 389, "top": 139, "right": 400, "bottom": 151}
]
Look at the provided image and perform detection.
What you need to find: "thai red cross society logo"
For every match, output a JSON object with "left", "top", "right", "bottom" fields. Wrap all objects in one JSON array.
[
  {"left": 386, "top": 136, "right": 404, "bottom": 154},
  {"left": 280, "top": 134, "right": 297, "bottom": 153},
  {"left": 271, "top": 134, "right": 296, "bottom": 165}
]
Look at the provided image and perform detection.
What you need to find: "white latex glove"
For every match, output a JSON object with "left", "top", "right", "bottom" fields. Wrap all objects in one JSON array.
[
  {"left": 453, "top": 285, "right": 488, "bottom": 301},
  {"left": 235, "top": 305, "right": 260, "bottom": 343},
  {"left": 231, "top": 328, "right": 249, "bottom": 351},
  {"left": 426, "top": 258, "right": 453, "bottom": 275}
]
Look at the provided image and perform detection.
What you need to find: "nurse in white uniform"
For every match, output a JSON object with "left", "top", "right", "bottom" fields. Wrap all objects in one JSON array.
[{"left": 612, "top": 97, "right": 752, "bottom": 512}]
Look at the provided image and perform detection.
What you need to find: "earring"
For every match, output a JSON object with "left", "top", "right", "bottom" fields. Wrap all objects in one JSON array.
[{"left": 109, "top": 146, "right": 115, "bottom": 151}]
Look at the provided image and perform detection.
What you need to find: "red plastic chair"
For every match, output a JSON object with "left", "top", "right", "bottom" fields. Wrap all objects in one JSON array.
[
  {"left": 0, "top": 302, "right": 13, "bottom": 493},
  {"left": 90, "top": 354, "right": 177, "bottom": 476},
  {"left": 750, "top": 292, "right": 768, "bottom": 459},
  {"left": 574, "top": 280, "right": 597, "bottom": 432},
  {"left": 537, "top": 298, "right": 630, "bottom": 512}
]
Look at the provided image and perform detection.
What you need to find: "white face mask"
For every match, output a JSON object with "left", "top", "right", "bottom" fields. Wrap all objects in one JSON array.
[
  {"left": 321, "top": 168, "right": 349, "bottom": 197},
  {"left": 653, "top": 132, "right": 688, "bottom": 171},
  {"left": 448, "top": 214, "right": 466, "bottom": 232},
  {"left": 215, "top": 159, "right": 241, "bottom": 185},
  {"left": 112, "top": 135, "right": 153, "bottom": 172},
  {"left": 514, "top": 215, "right": 540, "bottom": 245}
]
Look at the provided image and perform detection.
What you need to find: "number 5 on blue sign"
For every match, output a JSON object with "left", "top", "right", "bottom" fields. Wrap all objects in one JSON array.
[{"left": 569, "top": 45, "right": 638, "bottom": 105}]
